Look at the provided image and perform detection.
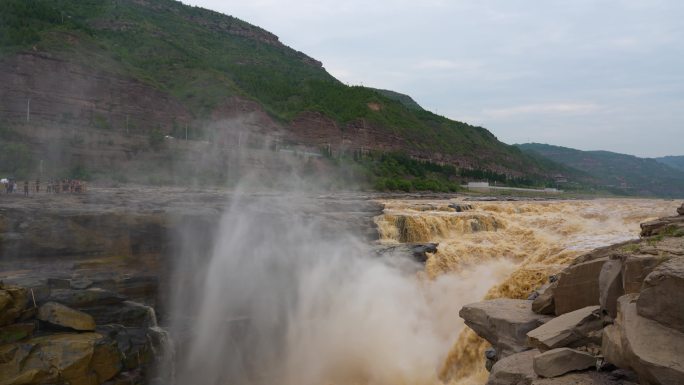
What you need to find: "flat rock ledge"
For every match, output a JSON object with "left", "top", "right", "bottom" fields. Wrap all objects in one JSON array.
[{"left": 460, "top": 299, "right": 551, "bottom": 359}]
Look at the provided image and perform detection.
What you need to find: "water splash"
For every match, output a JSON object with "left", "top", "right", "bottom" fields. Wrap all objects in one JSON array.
[
  {"left": 168, "top": 192, "right": 517, "bottom": 385},
  {"left": 169, "top": 195, "right": 676, "bottom": 385}
]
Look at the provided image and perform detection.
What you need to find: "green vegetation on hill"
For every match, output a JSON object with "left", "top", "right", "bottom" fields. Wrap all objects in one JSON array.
[
  {"left": 655, "top": 156, "right": 684, "bottom": 173},
  {"left": 367, "top": 88, "right": 424, "bottom": 111},
  {"left": 5, "top": 0, "right": 615, "bottom": 195},
  {"left": 0, "top": 0, "right": 560, "bottom": 173},
  {"left": 517, "top": 143, "right": 684, "bottom": 198},
  {"left": 326, "top": 152, "right": 559, "bottom": 192}
]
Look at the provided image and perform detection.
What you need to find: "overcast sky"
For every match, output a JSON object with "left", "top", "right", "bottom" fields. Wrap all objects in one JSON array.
[{"left": 183, "top": 0, "right": 683, "bottom": 157}]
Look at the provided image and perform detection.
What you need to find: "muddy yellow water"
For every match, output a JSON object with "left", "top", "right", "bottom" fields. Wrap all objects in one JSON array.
[{"left": 374, "top": 198, "right": 678, "bottom": 385}]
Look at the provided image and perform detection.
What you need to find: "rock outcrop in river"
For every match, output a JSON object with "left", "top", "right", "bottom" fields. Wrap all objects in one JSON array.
[{"left": 460, "top": 202, "right": 684, "bottom": 384}]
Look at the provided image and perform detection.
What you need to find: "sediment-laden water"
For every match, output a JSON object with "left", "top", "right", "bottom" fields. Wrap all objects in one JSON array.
[
  {"left": 169, "top": 196, "right": 676, "bottom": 385},
  {"left": 376, "top": 198, "right": 678, "bottom": 384}
]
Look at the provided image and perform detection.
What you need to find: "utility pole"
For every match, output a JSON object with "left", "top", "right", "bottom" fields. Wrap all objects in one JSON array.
[
  {"left": 185, "top": 123, "right": 188, "bottom": 140},
  {"left": 26, "top": 98, "right": 30, "bottom": 123}
]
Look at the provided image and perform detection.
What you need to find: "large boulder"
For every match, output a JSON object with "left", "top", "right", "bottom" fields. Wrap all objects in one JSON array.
[
  {"left": 533, "top": 348, "right": 596, "bottom": 378},
  {"left": 527, "top": 306, "right": 602, "bottom": 352},
  {"left": 0, "top": 284, "right": 28, "bottom": 326},
  {"left": 636, "top": 257, "right": 684, "bottom": 334},
  {"left": 461, "top": 299, "right": 551, "bottom": 359},
  {"left": 38, "top": 301, "right": 96, "bottom": 331},
  {"left": 678, "top": 203, "right": 684, "bottom": 216},
  {"left": 611, "top": 294, "right": 684, "bottom": 384},
  {"left": 486, "top": 349, "right": 539, "bottom": 385},
  {"left": 552, "top": 257, "right": 608, "bottom": 315},
  {"left": 599, "top": 259, "right": 624, "bottom": 318},
  {"left": 0, "top": 333, "right": 121, "bottom": 385}
]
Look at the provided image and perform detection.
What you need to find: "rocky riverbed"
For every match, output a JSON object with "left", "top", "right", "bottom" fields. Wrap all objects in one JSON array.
[{"left": 461, "top": 202, "right": 684, "bottom": 384}]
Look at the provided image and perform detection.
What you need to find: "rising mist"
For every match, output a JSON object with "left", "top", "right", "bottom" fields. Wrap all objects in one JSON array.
[{"left": 166, "top": 185, "right": 513, "bottom": 385}]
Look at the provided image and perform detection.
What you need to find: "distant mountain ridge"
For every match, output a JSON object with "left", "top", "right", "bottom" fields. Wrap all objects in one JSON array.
[
  {"left": 0, "top": 0, "right": 570, "bottom": 184},
  {"left": 516, "top": 143, "right": 684, "bottom": 198},
  {"left": 655, "top": 156, "right": 684, "bottom": 173}
]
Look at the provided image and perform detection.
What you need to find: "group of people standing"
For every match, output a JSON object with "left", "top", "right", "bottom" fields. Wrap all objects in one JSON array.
[{"left": 2, "top": 178, "right": 87, "bottom": 196}]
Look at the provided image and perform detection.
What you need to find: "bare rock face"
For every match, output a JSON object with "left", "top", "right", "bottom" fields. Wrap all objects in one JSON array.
[
  {"left": 636, "top": 258, "right": 684, "bottom": 334},
  {"left": 486, "top": 349, "right": 539, "bottom": 385},
  {"left": 621, "top": 254, "right": 664, "bottom": 294},
  {"left": 610, "top": 294, "right": 684, "bottom": 384},
  {"left": 460, "top": 299, "right": 552, "bottom": 359},
  {"left": 599, "top": 259, "right": 624, "bottom": 318},
  {"left": 533, "top": 348, "right": 596, "bottom": 378},
  {"left": 527, "top": 306, "right": 602, "bottom": 352},
  {"left": 552, "top": 257, "right": 608, "bottom": 315},
  {"left": 38, "top": 301, "right": 96, "bottom": 331},
  {"left": 0, "top": 333, "right": 120, "bottom": 385},
  {"left": 532, "top": 281, "right": 557, "bottom": 315},
  {"left": 602, "top": 325, "right": 628, "bottom": 369}
]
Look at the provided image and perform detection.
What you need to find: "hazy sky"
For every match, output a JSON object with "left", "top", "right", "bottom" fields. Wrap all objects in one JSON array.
[{"left": 183, "top": 0, "right": 683, "bottom": 157}]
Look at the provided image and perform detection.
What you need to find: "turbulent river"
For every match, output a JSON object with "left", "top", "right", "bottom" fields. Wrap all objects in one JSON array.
[
  {"left": 376, "top": 198, "right": 678, "bottom": 384},
  {"left": 168, "top": 195, "right": 677, "bottom": 385}
]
